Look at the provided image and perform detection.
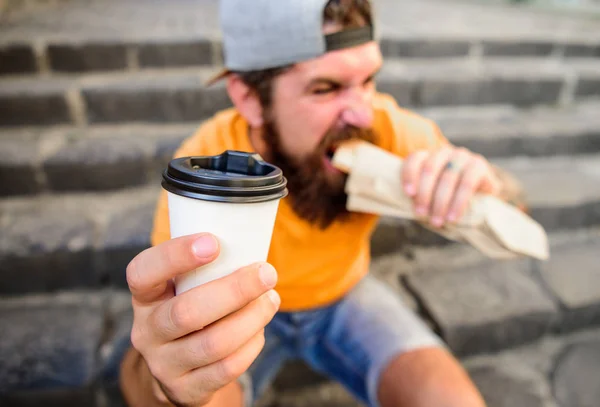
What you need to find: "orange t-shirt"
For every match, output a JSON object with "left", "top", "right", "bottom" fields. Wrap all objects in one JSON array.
[{"left": 151, "top": 92, "right": 448, "bottom": 311}]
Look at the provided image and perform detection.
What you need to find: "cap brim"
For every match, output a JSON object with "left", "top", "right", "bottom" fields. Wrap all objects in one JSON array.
[{"left": 205, "top": 69, "right": 231, "bottom": 86}]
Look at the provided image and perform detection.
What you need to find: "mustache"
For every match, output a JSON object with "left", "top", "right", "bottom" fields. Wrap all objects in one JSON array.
[{"left": 315, "top": 125, "right": 377, "bottom": 157}]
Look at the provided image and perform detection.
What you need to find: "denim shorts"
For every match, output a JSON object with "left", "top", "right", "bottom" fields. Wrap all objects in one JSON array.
[{"left": 239, "top": 275, "right": 445, "bottom": 407}]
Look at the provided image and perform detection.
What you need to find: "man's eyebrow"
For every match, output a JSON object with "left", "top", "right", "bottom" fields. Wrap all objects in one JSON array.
[
  {"left": 306, "top": 78, "right": 342, "bottom": 88},
  {"left": 366, "top": 65, "right": 383, "bottom": 80},
  {"left": 306, "top": 65, "right": 383, "bottom": 89}
]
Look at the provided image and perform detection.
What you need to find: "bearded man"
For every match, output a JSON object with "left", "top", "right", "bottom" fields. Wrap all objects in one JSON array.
[{"left": 120, "top": 1, "right": 525, "bottom": 406}]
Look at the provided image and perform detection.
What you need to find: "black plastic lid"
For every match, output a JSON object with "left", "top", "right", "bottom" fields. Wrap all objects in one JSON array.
[{"left": 162, "top": 150, "right": 288, "bottom": 203}]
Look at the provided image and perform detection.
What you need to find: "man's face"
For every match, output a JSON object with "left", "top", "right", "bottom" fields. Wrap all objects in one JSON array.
[{"left": 261, "top": 35, "right": 383, "bottom": 228}]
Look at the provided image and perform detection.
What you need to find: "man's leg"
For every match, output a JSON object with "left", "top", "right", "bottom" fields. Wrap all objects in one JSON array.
[
  {"left": 204, "top": 314, "right": 294, "bottom": 407},
  {"left": 304, "top": 275, "right": 486, "bottom": 407},
  {"left": 378, "top": 347, "right": 486, "bottom": 407}
]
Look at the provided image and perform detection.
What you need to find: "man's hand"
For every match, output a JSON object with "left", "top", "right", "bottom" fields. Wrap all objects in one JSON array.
[
  {"left": 126, "top": 233, "right": 280, "bottom": 406},
  {"left": 402, "top": 147, "right": 501, "bottom": 227}
]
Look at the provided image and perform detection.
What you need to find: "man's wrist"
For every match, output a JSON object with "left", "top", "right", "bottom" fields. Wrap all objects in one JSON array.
[{"left": 119, "top": 347, "right": 177, "bottom": 407}]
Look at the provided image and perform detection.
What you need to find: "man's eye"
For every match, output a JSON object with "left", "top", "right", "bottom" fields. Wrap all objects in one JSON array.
[{"left": 313, "top": 87, "right": 335, "bottom": 95}]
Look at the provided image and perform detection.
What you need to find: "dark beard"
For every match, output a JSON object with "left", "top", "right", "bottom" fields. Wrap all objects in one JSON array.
[{"left": 261, "top": 116, "right": 377, "bottom": 230}]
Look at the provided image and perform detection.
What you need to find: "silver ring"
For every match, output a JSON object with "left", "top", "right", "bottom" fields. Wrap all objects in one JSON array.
[{"left": 445, "top": 160, "right": 462, "bottom": 172}]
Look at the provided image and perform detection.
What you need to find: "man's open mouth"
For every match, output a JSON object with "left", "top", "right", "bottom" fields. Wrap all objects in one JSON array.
[{"left": 325, "top": 146, "right": 336, "bottom": 160}]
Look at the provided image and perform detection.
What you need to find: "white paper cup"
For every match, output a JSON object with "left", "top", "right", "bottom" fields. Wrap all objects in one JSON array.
[{"left": 162, "top": 151, "right": 288, "bottom": 295}]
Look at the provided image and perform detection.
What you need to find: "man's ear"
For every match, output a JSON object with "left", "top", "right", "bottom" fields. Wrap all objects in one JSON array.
[{"left": 226, "top": 75, "right": 264, "bottom": 128}]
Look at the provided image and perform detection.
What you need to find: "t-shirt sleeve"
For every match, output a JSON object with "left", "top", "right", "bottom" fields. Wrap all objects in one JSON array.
[
  {"left": 374, "top": 93, "right": 450, "bottom": 157},
  {"left": 150, "top": 123, "right": 215, "bottom": 247}
]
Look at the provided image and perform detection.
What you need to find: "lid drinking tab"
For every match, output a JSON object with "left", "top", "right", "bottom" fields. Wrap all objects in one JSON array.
[{"left": 162, "top": 150, "right": 288, "bottom": 203}]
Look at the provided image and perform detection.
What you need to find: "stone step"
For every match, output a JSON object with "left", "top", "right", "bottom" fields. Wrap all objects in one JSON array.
[
  {"left": 0, "top": 185, "right": 159, "bottom": 295},
  {"left": 0, "top": 289, "right": 132, "bottom": 407},
  {"left": 386, "top": 227, "right": 600, "bottom": 357},
  {"left": 1, "top": 0, "right": 600, "bottom": 76},
  {"left": 2, "top": 57, "right": 600, "bottom": 126},
  {"left": 1, "top": 233, "right": 598, "bottom": 406},
  {"left": 3, "top": 99, "right": 600, "bottom": 197},
  {"left": 1, "top": 154, "right": 600, "bottom": 296},
  {"left": 0, "top": 124, "right": 196, "bottom": 196},
  {"left": 257, "top": 327, "right": 600, "bottom": 407},
  {"left": 1, "top": 35, "right": 599, "bottom": 77},
  {"left": 418, "top": 99, "right": 600, "bottom": 158},
  {"left": 462, "top": 327, "right": 600, "bottom": 407}
]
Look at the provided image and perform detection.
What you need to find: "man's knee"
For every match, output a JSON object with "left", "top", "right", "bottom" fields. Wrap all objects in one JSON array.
[{"left": 377, "top": 347, "right": 486, "bottom": 407}]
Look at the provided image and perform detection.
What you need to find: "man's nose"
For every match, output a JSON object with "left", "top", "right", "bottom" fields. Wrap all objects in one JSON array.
[{"left": 340, "top": 91, "right": 374, "bottom": 129}]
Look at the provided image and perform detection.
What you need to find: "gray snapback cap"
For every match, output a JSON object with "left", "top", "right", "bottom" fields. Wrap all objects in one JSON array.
[{"left": 209, "top": 0, "right": 376, "bottom": 82}]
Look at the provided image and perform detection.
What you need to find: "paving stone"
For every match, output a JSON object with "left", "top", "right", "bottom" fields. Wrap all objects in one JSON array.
[
  {"left": 99, "top": 200, "right": 155, "bottom": 287},
  {"left": 372, "top": 77, "right": 416, "bottom": 107},
  {"left": 137, "top": 40, "right": 214, "bottom": 68},
  {"left": 371, "top": 218, "right": 449, "bottom": 258},
  {"left": 99, "top": 291, "right": 132, "bottom": 407},
  {"left": 462, "top": 326, "right": 600, "bottom": 394},
  {"left": 405, "top": 259, "right": 559, "bottom": 356},
  {"left": 553, "top": 341, "right": 600, "bottom": 407},
  {"left": 493, "top": 155, "right": 600, "bottom": 231},
  {"left": 151, "top": 131, "right": 190, "bottom": 178},
  {"left": 47, "top": 43, "right": 128, "bottom": 72},
  {"left": 0, "top": 89, "right": 71, "bottom": 126},
  {"left": 0, "top": 44, "right": 37, "bottom": 75},
  {"left": 82, "top": 73, "right": 231, "bottom": 123},
  {"left": 451, "top": 127, "right": 600, "bottom": 159},
  {"left": 0, "top": 199, "right": 96, "bottom": 294},
  {"left": 0, "top": 124, "right": 197, "bottom": 195},
  {"left": 482, "top": 40, "right": 554, "bottom": 57},
  {"left": 0, "top": 133, "right": 42, "bottom": 196},
  {"left": 537, "top": 239, "right": 600, "bottom": 332},
  {"left": 418, "top": 78, "right": 562, "bottom": 107},
  {"left": 428, "top": 101, "right": 600, "bottom": 158},
  {"left": 379, "top": 39, "right": 470, "bottom": 58},
  {"left": 563, "top": 43, "right": 600, "bottom": 57},
  {"left": 540, "top": 226, "right": 600, "bottom": 250},
  {"left": 99, "top": 291, "right": 132, "bottom": 381},
  {"left": 43, "top": 135, "right": 151, "bottom": 192},
  {"left": 370, "top": 252, "right": 419, "bottom": 311},
  {"left": 412, "top": 243, "right": 498, "bottom": 275},
  {"left": 468, "top": 363, "right": 550, "bottom": 407},
  {"left": 0, "top": 293, "right": 104, "bottom": 395},
  {"left": 575, "top": 77, "right": 600, "bottom": 98}
]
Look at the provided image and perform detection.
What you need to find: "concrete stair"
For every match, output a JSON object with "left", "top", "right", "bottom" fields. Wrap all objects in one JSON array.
[
  {"left": 2, "top": 100, "right": 600, "bottom": 197},
  {"left": 2, "top": 0, "right": 600, "bottom": 406},
  {"left": 1, "top": 153, "right": 600, "bottom": 296},
  {"left": 2, "top": 58, "right": 600, "bottom": 126},
  {"left": 1, "top": 228, "right": 599, "bottom": 407}
]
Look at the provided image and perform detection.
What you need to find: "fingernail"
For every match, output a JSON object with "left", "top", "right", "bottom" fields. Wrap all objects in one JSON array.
[
  {"left": 192, "top": 234, "right": 218, "bottom": 258},
  {"left": 447, "top": 212, "right": 457, "bottom": 223},
  {"left": 405, "top": 184, "right": 416, "bottom": 196},
  {"left": 259, "top": 263, "right": 277, "bottom": 288},
  {"left": 431, "top": 216, "right": 443, "bottom": 227},
  {"left": 267, "top": 290, "right": 281, "bottom": 307},
  {"left": 415, "top": 206, "right": 427, "bottom": 217}
]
